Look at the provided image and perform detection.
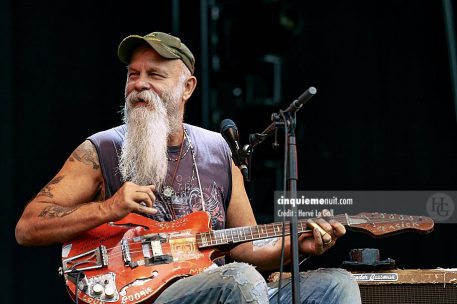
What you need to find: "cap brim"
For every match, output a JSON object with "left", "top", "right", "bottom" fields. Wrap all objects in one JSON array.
[{"left": 117, "top": 35, "right": 180, "bottom": 64}]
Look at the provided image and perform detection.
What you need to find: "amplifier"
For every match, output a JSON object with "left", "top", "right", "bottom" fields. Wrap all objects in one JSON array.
[{"left": 352, "top": 269, "right": 457, "bottom": 304}]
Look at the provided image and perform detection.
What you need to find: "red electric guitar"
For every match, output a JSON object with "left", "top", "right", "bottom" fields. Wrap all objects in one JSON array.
[{"left": 59, "top": 211, "right": 434, "bottom": 304}]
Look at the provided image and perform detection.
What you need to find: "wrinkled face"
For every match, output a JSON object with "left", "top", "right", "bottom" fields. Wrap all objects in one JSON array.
[
  {"left": 125, "top": 44, "right": 189, "bottom": 113},
  {"left": 119, "top": 45, "right": 193, "bottom": 186}
]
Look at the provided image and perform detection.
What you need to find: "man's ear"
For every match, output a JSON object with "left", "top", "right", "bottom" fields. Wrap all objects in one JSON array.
[{"left": 183, "top": 76, "right": 197, "bottom": 102}]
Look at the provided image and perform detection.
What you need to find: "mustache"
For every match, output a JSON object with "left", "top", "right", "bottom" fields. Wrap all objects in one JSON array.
[{"left": 126, "top": 90, "right": 161, "bottom": 107}]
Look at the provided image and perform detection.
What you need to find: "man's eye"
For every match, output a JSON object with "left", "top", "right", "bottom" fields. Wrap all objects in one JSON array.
[{"left": 149, "top": 72, "right": 164, "bottom": 78}]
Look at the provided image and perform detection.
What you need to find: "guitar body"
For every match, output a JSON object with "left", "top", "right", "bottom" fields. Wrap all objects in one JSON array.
[{"left": 62, "top": 211, "right": 216, "bottom": 304}]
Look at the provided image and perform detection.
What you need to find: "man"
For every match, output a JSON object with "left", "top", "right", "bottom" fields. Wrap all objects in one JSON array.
[{"left": 15, "top": 32, "right": 361, "bottom": 303}]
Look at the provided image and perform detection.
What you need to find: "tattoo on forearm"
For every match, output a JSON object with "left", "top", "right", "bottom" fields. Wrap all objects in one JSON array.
[
  {"left": 37, "top": 176, "right": 65, "bottom": 198},
  {"left": 253, "top": 237, "right": 279, "bottom": 249},
  {"left": 69, "top": 141, "right": 100, "bottom": 169},
  {"left": 38, "top": 205, "right": 78, "bottom": 218}
]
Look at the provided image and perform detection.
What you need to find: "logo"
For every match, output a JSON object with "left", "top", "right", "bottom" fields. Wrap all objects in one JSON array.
[
  {"left": 353, "top": 273, "right": 398, "bottom": 282},
  {"left": 426, "top": 192, "right": 455, "bottom": 222}
]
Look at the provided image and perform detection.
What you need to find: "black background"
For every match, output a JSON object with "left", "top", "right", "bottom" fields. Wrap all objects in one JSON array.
[{"left": 2, "top": 0, "right": 457, "bottom": 303}]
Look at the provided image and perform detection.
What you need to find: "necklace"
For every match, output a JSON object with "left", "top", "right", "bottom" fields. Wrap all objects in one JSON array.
[
  {"left": 161, "top": 130, "right": 186, "bottom": 202},
  {"left": 167, "top": 141, "right": 190, "bottom": 161},
  {"left": 160, "top": 126, "right": 206, "bottom": 215},
  {"left": 184, "top": 127, "right": 206, "bottom": 212}
]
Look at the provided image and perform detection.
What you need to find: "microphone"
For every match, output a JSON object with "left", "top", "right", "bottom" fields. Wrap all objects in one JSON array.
[
  {"left": 220, "top": 119, "right": 249, "bottom": 181},
  {"left": 284, "top": 86, "right": 317, "bottom": 113}
]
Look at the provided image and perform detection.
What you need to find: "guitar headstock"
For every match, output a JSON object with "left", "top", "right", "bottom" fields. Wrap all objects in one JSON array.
[{"left": 345, "top": 212, "right": 434, "bottom": 237}]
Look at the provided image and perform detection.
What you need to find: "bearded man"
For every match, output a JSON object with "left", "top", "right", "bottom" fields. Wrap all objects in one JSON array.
[{"left": 15, "top": 32, "right": 361, "bottom": 303}]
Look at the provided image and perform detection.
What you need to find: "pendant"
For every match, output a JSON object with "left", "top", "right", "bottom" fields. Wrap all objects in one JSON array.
[{"left": 161, "top": 186, "right": 175, "bottom": 202}]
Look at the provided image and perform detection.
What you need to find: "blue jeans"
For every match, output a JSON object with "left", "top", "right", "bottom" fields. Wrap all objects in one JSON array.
[{"left": 154, "top": 263, "right": 362, "bottom": 304}]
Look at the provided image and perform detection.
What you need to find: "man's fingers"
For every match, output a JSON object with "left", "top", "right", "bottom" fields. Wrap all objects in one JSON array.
[
  {"left": 329, "top": 219, "right": 346, "bottom": 237},
  {"left": 137, "top": 203, "right": 157, "bottom": 215},
  {"left": 134, "top": 185, "right": 157, "bottom": 214},
  {"left": 140, "top": 184, "right": 156, "bottom": 197},
  {"left": 134, "top": 186, "right": 156, "bottom": 207},
  {"left": 308, "top": 219, "right": 332, "bottom": 244},
  {"left": 315, "top": 218, "right": 333, "bottom": 233},
  {"left": 313, "top": 227, "right": 324, "bottom": 254},
  {"left": 138, "top": 192, "right": 153, "bottom": 206}
]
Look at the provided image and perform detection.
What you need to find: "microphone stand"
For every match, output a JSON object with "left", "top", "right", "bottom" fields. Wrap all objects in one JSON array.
[
  {"left": 285, "top": 111, "right": 301, "bottom": 304},
  {"left": 243, "top": 87, "right": 317, "bottom": 304}
]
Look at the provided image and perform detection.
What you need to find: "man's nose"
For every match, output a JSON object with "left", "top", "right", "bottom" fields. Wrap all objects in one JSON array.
[{"left": 135, "top": 75, "right": 152, "bottom": 91}]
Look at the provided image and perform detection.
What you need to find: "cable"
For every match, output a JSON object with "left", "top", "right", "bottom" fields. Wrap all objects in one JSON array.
[{"left": 73, "top": 269, "right": 85, "bottom": 304}]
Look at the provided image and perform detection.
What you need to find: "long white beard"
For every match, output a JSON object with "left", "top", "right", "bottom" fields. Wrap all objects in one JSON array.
[{"left": 119, "top": 85, "right": 184, "bottom": 187}]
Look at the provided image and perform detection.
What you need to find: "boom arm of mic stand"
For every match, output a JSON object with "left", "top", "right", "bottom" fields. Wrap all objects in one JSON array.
[
  {"left": 245, "top": 86, "right": 317, "bottom": 151},
  {"left": 247, "top": 121, "right": 284, "bottom": 150}
]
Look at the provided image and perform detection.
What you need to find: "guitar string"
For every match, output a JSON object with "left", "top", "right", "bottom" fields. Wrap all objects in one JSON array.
[
  {"left": 77, "top": 216, "right": 428, "bottom": 261},
  {"left": 111, "top": 216, "right": 428, "bottom": 251}
]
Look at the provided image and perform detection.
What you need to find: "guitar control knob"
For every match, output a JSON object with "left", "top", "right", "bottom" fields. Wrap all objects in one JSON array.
[
  {"left": 92, "top": 283, "right": 104, "bottom": 295},
  {"left": 104, "top": 286, "right": 116, "bottom": 298}
]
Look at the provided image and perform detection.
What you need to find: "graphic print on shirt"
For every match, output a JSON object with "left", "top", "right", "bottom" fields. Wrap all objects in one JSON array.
[{"left": 151, "top": 161, "right": 226, "bottom": 230}]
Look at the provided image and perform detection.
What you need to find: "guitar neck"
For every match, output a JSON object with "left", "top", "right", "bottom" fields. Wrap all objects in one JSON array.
[
  {"left": 197, "top": 218, "right": 320, "bottom": 249},
  {"left": 196, "top": 212, "right": 433, "bottom": 248}
]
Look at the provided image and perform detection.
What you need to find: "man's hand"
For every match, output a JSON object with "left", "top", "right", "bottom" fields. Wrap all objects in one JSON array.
[
  {"left": 102, "top": 181, "right": 157, "bottom": 221},
  {"left": 298, "top": 217, "right": 346, "bottom": 256}
]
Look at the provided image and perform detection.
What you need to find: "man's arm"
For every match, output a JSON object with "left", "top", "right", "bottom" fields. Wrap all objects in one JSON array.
[
  {"left": 226, "top": 162, "right": 345, "bottom": 271},
  {"left": 15, "top": 140, "right": 156, "bottom": 246}
]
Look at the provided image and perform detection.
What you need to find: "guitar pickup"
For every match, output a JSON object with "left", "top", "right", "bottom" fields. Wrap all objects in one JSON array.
[
  {"left": 140, "top": 237, "right": 173, "bottom": 265},
  {"left": 150, "top": 240, "right": 163, "bottom": 256},
  {"left": 121, "top": 235, "right": 173, "bottom": 268},
  {"left": 140, "top": 235, "right": 167, "bottom": 259},
  {"left": 145, "top": 254, "right": 173, "bottom": 265}
]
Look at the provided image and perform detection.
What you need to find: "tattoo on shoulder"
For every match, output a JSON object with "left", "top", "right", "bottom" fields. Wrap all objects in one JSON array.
[
  {"left": 37, "top": 175, "right": 65, "bottom": 198},
  {"left": 253, "top": 237, "right": 279, "bottom": 248},
  {"left": 69, "top": 140, "right": 100, "bottom": 170},
  {"left": 38, "top": 205, "right": 78, "bottom": 218}
]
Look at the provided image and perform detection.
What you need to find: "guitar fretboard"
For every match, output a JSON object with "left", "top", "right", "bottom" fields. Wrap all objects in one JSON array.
[
  {"left": 196, "top": 219, "right": 313, "bottom": 248},
  {"left": 195, "top": 213, "right": 431, "bottom": 248}
]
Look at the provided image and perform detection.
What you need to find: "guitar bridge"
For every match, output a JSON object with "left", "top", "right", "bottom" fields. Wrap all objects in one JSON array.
[{"left": 60, "top": 245, "right": 108, "bottom": 274}]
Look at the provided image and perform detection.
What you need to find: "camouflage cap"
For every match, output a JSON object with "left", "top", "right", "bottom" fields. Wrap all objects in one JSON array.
[{"left": 117, "top": 32, "right": 195, "bottom": 74}]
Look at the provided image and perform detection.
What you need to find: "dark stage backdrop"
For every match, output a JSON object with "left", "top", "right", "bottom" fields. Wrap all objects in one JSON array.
[{"left": 2, "top": 0, "right": 456, "bottom": 303}]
